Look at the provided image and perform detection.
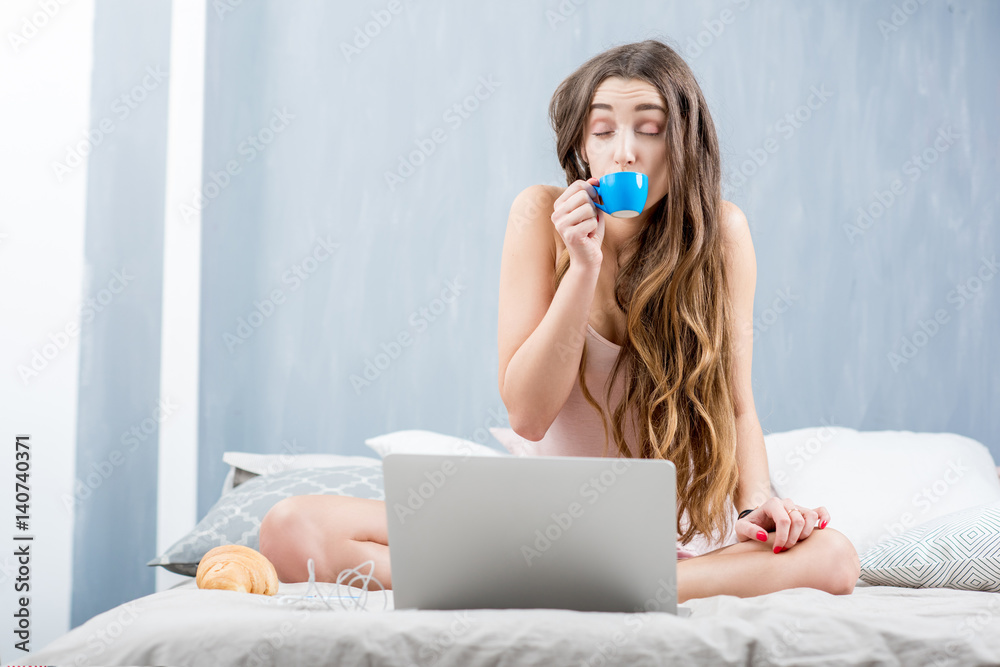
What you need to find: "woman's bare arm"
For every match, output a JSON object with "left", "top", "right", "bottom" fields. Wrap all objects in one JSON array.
[{"left": 498, "top": 185, "right": 601, "bottom": 440}]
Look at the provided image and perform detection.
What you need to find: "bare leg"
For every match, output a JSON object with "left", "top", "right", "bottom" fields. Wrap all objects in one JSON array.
[
  {"left": 677, "top": 527, "right": 861, "bottom": 603},
  {"left": 260, "top": 495, "right": 392, "bottom": 589},
  {"left": 259, "top": 495, "right": 860, "bottom": 601}
]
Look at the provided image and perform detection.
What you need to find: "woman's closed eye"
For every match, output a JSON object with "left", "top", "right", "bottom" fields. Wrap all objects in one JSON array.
[{"left": 592, "top": 129, "right": 661, "bottom": 137}]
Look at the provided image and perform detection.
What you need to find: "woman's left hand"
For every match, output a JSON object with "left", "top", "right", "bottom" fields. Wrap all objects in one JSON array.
[{"left": 735, "top": 496, "right": 830, "bottom": 553}]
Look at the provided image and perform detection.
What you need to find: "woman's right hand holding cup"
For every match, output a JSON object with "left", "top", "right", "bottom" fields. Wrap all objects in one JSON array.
[{"left": 550, "top": 177, "right": 604, "bottom": 272}]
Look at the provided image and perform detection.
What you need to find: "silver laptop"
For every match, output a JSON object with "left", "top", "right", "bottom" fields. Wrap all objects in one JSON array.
[{"left": 382, "top": 453, "right": 681, "bottom": 614}]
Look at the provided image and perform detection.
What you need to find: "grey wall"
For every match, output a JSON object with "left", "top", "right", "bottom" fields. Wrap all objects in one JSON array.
[
  {"left": 196, "top": 0, "right": 999, "bottom": 516},
  {"left": 699, "top": 1, "right": 999, "bottom": 439},
  {"left": 65, "top": 0, "right": 999, "bottom": 628},
  {"left": 73, "top": 0, "right": 171, "bottom": 627}
]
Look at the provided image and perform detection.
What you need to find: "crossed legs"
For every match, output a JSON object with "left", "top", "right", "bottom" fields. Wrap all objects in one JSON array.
[
  {"left": 260, "top": 495, "right": 391, "bottom": 589},
  {"left": 676, "top": 528, "right": 860, "bottom": 603},
  {"left": 259, "top": 495, "right": 861, "bottom": 601}
]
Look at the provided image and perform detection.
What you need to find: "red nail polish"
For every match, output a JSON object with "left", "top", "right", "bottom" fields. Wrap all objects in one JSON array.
[
  {"left": 821, "top": 520, "right": 828, "bottom": 529},
  {"left": 782, "top": 547, "right": 788, "bottom": 551},
  {"left": 757, "top": 530, "right": 767, "bottom": 541},
  {"left": 773, "top": 546, "right": 781, "bottom": 554}
]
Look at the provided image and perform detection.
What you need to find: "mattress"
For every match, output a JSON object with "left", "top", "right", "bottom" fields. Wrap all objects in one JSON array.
[{"left": 13, "top": 578, "right": 1000, "bottom": 666}]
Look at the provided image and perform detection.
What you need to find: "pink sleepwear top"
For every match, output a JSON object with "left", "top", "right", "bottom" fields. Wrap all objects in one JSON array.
[{"left": 529, "top": 323, "right": 702, "bottom": 560}]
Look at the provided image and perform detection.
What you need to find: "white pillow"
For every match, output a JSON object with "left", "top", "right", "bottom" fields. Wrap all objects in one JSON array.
[
  {"left": 219, "top": 451, "right": 381, "bottom": 495},
  {"left": 859, "top": 499, "right": 1000, "bottom": 591},
  {"left": 765, "top": 426, "right": 1000, "bottom": 555},
  {"left": 364, "top": 429, "right": 507, "bottom": 458}
]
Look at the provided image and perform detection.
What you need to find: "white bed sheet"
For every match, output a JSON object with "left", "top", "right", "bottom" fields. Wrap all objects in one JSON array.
[{"left": 13, "top": 578, "right": 1000, "bottom": 666}]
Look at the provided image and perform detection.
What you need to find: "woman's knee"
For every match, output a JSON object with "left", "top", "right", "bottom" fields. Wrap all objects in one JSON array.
[
  {"left": 260, "top": 495, "right": 348, "bottom": 582},
  {"left": 259, "top": 496, "right": 304, "bottom": 581},
  {"left": 811, "top": 527, "right": 861, "bottom": 595}
]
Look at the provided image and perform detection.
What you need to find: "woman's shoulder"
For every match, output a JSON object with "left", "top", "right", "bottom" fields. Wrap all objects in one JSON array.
[
  {"left": 512, "top": 183, "right": 564, "bottom": 207},
  {"left": 505, "top": 185, "right": 565, "bottom": 266},
  {"left": 718, "top": 200, "right": 752, "bottom": 252},
  {"left": 719, "top": 200, "right": 749, "bottom": 234},
  {"left": 508, "top": 183, "right": 564, "bottom": 232},
  {"left": 541, "top": 183, "right": 567, "bottom": 199}
]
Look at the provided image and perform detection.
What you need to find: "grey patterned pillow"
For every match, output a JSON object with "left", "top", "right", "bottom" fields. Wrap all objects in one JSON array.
[
  {"left": 147, "top": 465, "right": 384, "bottom": 576},
  {"left": 859, "top": 499, "right": 1000, "bottom": 591}
]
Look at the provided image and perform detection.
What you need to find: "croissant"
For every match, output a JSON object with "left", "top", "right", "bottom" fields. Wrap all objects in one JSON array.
[{"left": 196, "top": 544, "right": 280, "bottom": 595}]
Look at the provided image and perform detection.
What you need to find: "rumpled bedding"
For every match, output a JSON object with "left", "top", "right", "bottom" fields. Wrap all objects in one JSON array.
[{"left": 12, "top": 578, "right": 1000, "bottom": 667}]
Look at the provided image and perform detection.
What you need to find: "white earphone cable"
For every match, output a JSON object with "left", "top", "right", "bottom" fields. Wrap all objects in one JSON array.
[{"left": 276, "top": 556, "right": 388, "bottom": 612}]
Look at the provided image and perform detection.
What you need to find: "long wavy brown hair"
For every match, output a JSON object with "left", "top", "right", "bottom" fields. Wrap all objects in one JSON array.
[{"left": 547, "top": 39, "right": 739, "bottom": 547}]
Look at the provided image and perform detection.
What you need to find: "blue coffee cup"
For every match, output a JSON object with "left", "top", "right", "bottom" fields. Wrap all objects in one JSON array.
[{"left": 593, "top": 171, "right": 649, "bottom": 218}]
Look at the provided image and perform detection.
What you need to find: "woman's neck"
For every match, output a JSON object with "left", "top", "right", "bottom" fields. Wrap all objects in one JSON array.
[{"left": 601, "top": 208, "right": 650, "bottom": 260}]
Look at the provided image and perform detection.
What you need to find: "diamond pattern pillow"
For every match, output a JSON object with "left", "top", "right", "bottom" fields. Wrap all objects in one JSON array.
[
  {"left": 147, "top": 465, "right": 384, "bottom": 576},
  {"left": 859, "top": 499, "right": 1000, "bottom": 591}
]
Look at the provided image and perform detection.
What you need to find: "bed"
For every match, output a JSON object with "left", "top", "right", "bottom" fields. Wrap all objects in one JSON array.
[
  {"left": 12, "top": 577, "right": 1000, "bottom": 666},
  {"left": 16, "top": 426, "right": 1000, "bottom": 666}
]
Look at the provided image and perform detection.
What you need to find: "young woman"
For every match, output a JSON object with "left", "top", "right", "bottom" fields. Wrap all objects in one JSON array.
[{"left": 259, "top": 39, "right": 860, "bottom": 603}]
